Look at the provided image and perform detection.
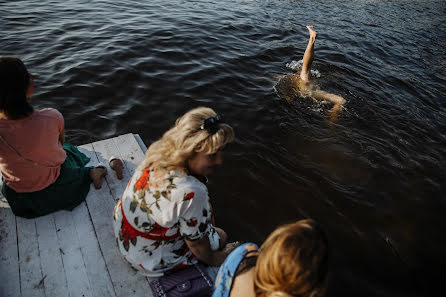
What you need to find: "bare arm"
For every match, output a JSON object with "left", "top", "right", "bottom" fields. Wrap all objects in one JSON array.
[
  {"left": 311, "top": 90, "right": 345, "bottom": 122},
  {"left": 214, "top": 227, "right": 228, "bottom": 249},
  {"left": 312, "top": 89, "right": 346, "bottom": 105},
  {"left": 329, "top": 103, "right": 343, "bottom": 122}
]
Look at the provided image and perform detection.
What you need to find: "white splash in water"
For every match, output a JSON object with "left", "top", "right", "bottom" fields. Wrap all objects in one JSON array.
[
  {"left": 286, "top": 59, "right": 321, "bottom": 78},
  {"left": 286, "top": 60, "right": 302, "bottom": 70},
  {"left": 311, "top": 69, "right": 321, "bottom": 78}
]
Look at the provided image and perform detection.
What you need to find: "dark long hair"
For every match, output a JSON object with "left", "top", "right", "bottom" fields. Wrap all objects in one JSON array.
[{"left": 0, "top": 57, "right": 34, "bottom": 120}]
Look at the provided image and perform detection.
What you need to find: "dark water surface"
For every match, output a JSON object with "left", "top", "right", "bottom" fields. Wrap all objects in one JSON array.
[{"left": 2, "top": 0, "right": 445, "bottom": 296}]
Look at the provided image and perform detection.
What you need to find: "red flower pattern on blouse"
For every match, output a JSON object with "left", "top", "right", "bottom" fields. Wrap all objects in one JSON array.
[
  {"left": 119, "top": 201, "right": 180, "bottom": 242},
  {"left": 187, "top": 219, "right": 198, "bottom": 227},
  {"left": 121, "top": 220, "right": 135, "bottom": 243},
  {"left": 114, "top": 168, "right": 215, "bottom": 274},
  {"left": 150, "top": 222, "right": 170, "bottom": 236},
  {"left": 135, "top": 168, "right": 150, "bottom": 190}
]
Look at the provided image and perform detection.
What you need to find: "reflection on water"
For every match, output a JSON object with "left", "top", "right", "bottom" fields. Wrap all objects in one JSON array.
[{"left": 1, "top": 0, "right": 445, "bottom": 296}]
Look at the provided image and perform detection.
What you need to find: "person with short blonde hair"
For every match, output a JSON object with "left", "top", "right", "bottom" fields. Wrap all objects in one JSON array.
[
  {"left": 113, "top": 107, "right": 238, "bottom": 276},
  {"left": 213, "top": 219, "right": 329, "bottom": 297}
]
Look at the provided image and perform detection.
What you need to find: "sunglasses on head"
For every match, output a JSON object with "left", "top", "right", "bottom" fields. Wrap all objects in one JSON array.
[{"left": 200, "top": 114, "right": 221, "bottom": 134}]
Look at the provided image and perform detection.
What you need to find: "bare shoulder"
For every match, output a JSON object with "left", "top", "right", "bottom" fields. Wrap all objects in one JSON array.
[
  {"left": 275, "top": 73, "right": 316, "bottom": 101},
  {"left": 229, "top": 267, "right": 255, "bottom": 297},
  {"left": 38, "top": 108, "right": 64, "bottom": 120}
]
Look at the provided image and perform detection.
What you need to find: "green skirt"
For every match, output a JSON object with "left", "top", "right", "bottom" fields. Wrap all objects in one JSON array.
[{"left": 1, "top": 143, "right": 93, "bottom": 218}]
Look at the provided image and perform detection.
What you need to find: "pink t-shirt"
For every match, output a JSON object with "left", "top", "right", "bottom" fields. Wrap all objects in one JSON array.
[{"left": 0, "top": 108, "right": 66, "bottom": 192}]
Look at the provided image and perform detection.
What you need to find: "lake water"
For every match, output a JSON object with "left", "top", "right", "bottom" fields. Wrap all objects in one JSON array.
[{"left": 1, "top": 0, "right": 445, "bottom": 296}]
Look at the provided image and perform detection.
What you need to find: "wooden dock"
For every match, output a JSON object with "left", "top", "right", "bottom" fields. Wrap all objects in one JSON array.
[{"left": 0, "top": 133, "right": 157, "bottom": 297}]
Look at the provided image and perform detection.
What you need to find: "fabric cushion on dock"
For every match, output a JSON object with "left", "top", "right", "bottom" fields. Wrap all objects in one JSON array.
[{"left": 1, "top": 143, "right": 93, "bottom": 218}]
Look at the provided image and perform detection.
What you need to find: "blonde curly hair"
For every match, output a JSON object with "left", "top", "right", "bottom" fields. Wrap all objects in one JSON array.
[
  {"left": 254, "top": 219, "right": 329, "bottom": 297},
  {"left": 138, "top": 107, "right": 234, "bottom": 172}
]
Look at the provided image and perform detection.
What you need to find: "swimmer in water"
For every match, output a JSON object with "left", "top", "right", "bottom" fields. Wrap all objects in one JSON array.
[{"left": 275, "top": 26, "right": 346, "bottom": 121}]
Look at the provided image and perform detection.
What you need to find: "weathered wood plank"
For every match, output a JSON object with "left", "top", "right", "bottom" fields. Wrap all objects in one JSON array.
[
  {"left": 90, "top": 137, "right": 131, "bottom": 201},
  {"left": 115, "top": 133, "right": 146, "bottom": 174},
  {"left": 35, "top": 215, "right": 69, "bottom": 297},
  {"left": 134, "top": 134, "right": 148, "bottom": 153},
  {"left": 74, "top": 143, "right": 117, "bottom": 297},
  {"left": 70, "top": 202, "right": 117, "bottom": 297},
  {"left": 2, "top": 135, "right": 153, "bottom": 297},
  {"left": 80, "top": 139, "right": 152, "bottom": 297},
  {"left": 0, "top": 207, "right": 20, "bottom": 297},
  {"left": 53, "top": 210, "right": 92, "bottom": 297},
  {"left": 16, "top": 217, "right": 45, "bottom": 297}
]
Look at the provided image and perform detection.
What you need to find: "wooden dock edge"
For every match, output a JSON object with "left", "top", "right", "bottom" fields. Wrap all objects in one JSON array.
[{"left": 0, "top": 133, "right": 154, "bottom": 297}]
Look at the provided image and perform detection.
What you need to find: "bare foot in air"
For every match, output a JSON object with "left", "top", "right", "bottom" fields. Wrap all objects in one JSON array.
[
  {"left": 90, "top": 166, "right": 107, "bottom": 189},
  {"left": 307, "top": 25, "right": 317, "bottom": 41},
  {"left": 109, "top": 158, "right": 124, "bottom": 180}
]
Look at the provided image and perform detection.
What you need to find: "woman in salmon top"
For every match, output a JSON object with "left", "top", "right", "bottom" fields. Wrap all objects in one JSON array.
[{"left": 0, "top": 56, "right": 117, "bottom": 218}]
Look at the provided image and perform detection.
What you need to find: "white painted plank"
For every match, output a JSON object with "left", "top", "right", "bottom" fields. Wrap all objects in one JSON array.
[
  {"left": 71, "top": 201, "right": 117, "bottom": 297},
  {"left": 35, "top": 215, "right": 69, "bottom": 297},
  {"left": 53, "top": 210, "right": 92, "bottom": 297},
  {"left": 16, "top": 217, "right": 45, "bottom": 297},
  {"left": 73, "top": 143, "right": 117, "bottom": 297},
  {"left": 115, "top": 133, "right": 147, "bottom": 174},
  {"left": 90, "top": 137, "right": 131, "bottom": 201},
  {"left": 134, "top": 134, "right": 147, "bottom": 153},
  {"left": 79, "top": 140, "right": 152, "bottom": 297},
  {"left": 0, "top": 207, "right": 20, "bottom": 297}
]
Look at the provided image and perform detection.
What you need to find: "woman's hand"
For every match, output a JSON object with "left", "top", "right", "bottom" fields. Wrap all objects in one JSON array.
[
  {"left": 215, "top": 227, "right": 228, "bottom": 249},
  {"left": 185, "top": 234, "right": 240, "bottom": 266},
  {"left": 222, "top": 241, "right": 241, "bottom": 254}
]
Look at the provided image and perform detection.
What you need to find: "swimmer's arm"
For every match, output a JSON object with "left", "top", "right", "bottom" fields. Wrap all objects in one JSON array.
[
  {"left": 329, "top": 103, "right": 343, "bottom": 122},
  {"left": 312, "top": 90, "right": 346, "bottom": 105},
  {"left": 311, "top": 90, "right": 345, "bottom": 122}
]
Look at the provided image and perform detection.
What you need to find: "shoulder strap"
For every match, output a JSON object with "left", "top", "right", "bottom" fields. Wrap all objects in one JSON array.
[
  {"left": 212, "top": 243, "right": 259, "bottom": 297},
  {"left": 0, "top": 135, "right": 60, "bottom": 168}
]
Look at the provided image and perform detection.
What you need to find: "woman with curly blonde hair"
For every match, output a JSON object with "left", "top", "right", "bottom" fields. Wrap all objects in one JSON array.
[
  {"left": 213, "top": 219, "right": 329, "bottom": 297},
  {"left": 113, "top": 107, "right": 239, "bottom": 276}
]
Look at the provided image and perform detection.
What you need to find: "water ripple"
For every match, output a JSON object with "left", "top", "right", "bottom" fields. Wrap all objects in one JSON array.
[{"left": 1, "top": 0, "right": 446, "bottom": 296}]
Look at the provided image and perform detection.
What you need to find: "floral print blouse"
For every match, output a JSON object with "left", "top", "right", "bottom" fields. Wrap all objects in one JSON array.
[{"left": 113, "top": 167, "right": 220, "bottom": 277}]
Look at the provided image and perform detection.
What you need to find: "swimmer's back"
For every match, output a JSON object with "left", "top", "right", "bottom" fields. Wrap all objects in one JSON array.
[{"left": 275, "top": 74, "right": 315, "bottom": 100}]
